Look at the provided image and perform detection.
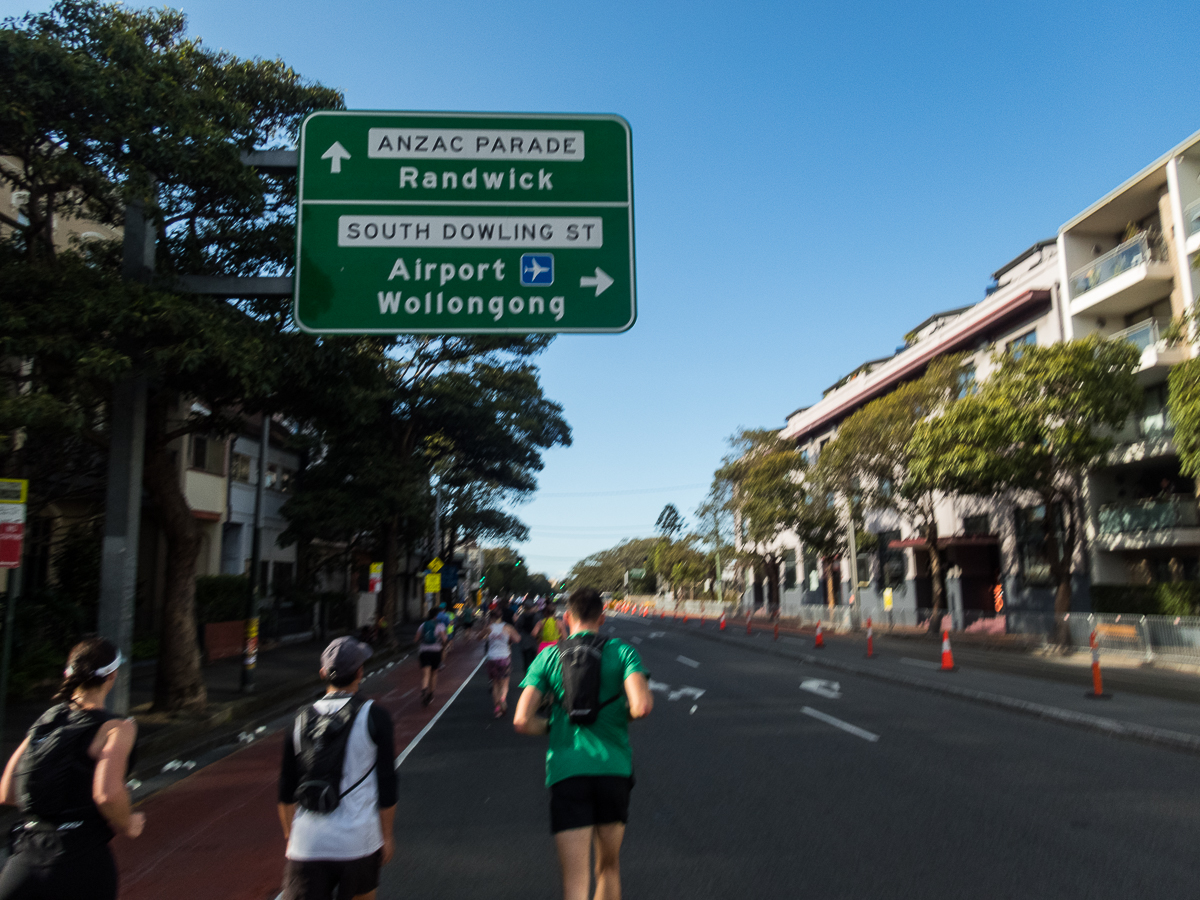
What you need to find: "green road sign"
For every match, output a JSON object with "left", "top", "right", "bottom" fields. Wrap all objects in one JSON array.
[{"left": 294, "top": 111, "right": 635, "bottom": 334}]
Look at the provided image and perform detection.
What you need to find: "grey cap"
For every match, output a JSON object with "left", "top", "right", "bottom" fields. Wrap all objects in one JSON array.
[{"left": 320, "top": 636, "right": 373, "bottom": 680}]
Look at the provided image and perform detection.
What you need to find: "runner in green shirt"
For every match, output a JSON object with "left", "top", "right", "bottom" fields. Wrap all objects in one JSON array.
[{"left": 514, "top": 587, "right": 653, "bottom": 900}]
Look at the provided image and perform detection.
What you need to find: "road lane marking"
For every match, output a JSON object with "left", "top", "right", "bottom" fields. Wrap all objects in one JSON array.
[
  {"left": 800, "top": 678, "right": 841, "bottom": 699},
  {"left": 900, "top": 657, "right": 943, "bottom": 670},
  {"left": 394, "top": 655, "right": 485, "bottom": 770},
  {"left": 801, "top": 706, "right": 879, "bottom": 742},
  {"left": 676, "top": 655, "right": 700, "bottom": 668},
  {"left": 668, "top": 686, "right": 705, "bottom": 701},
  {"left": 632, "top": 636, "right": 643, "bottom": 644},
  {"left": 648, "top": 632, "right": 666, "bottom": 638},
  {"left": 648, "top": 679, "right": 670, "bottom": 693},
  {"left": 690, "top": 705, "right": 698, "bottom": 714}
]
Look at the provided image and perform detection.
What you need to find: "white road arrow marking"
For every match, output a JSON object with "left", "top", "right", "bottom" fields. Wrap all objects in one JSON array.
[
  {"left": 321, "top": 141, "right": 351, "bottom": 174},
  {"left": 668, "top": 686, "right": 705, "bottom": 702},
  {"left": 648, "top": 679, "right": 670, "bottom": 694},
  {"left": 801, "top": 706, "right": 879, "bottom": 742},
  {"left": 579, "top": 267, "right": 614, "bottom": 296},
  {"left": 631, "top": 636, "right": 643, "bottom": 644},
  {"left": 800, "top": 679, "right": 841, "bottom": 700}
]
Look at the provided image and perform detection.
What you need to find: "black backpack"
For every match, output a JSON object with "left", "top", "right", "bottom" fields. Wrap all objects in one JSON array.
[
  {"left": 292, "top": 696, "right": 374, "bottom": 814},
  {"left": 16, "top": 704, "right": 115, "bottom": 823},
  {"left": 557, "top": 635, "right": 621, "bottom": 726}
]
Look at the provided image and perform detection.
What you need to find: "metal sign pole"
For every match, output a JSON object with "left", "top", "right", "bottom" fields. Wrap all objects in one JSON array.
[{"left": 241, "top": 413, "right": 270, "bottom": 692}]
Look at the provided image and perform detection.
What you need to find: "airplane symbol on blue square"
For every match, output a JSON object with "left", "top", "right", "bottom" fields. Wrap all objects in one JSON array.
[{"left": 520, "top": 253, "right": 554, "bottom": 286}]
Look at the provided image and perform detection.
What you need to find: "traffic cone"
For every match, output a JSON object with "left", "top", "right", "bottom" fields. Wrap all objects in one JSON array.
[
  {"left": 719, "top": 612, "right": 726, "bottom": 631},
  {"left": 866, "top": 616, "right": 874, "bottom": 658},
  {"left": 746, "top": 615, "right": 752, "bottom": 635},
  {"left": 773, "top": 622, "right": 779, "bottom": 642},
  {"left": 1086, "top": 629, "right": 1111, "bottom": 699},
  {"left": 814, "top": 621, "right": 824, "bottom": 649},
  {"left": 940, "top": 622, "right": 956, "bottom": 671},
  {"left": 683, "top": 613, "right": 688, "bottom": 623}
]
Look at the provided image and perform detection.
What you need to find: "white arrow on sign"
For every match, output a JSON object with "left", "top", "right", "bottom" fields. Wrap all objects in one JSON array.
[
  {"left": 800, "top": 679, "right": 841, "bottom": 700},
  {"left": 648, "top": 679, "right": 670, "bottom": 694},
  {"left": 668, "top": 686, "right": 706, "bottom": 702},
  {"left": 321, "top": 141, "right": 351, "bottom": 174},
  {"left": 579, "top": 267, "right": 614, "bottom": 297}
]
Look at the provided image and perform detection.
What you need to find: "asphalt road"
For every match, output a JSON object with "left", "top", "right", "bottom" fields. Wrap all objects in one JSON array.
[{"left": 382, "top": 617, "right": 1200, "bottom": 899}]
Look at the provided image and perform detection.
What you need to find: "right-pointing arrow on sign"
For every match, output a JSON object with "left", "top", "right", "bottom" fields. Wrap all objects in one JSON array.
[{"left": 579, "top": 267, "right": 614, "bottom": 297}]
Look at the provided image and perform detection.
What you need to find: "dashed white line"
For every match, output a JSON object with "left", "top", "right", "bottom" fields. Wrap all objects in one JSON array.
[
  {"left": 632, "top": 636, "right": 643, "bottom": 644},
  {"left": 676, "top": 655, "right": 700, "bottom": 668},
  {"left": 801, "top": 706, "right": 880, "bottom": 742}
]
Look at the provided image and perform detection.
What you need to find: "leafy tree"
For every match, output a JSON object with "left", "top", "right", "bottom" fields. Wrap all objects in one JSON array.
[
  {"left": 817, "top": 356, "right": 965, "bottom": 619},
  {"left": 1169, "top": 357, "right": 1200, "bottom": 481},
  {"left": 715, "top": 429, "right": 806, "bottom": 611},
  {"left": 0, "top": 1, "right": 341, "bottom": 710},
  {"left": 655, "top": 503, "right": 684, "bottom": 539},
  {"left": 482, "top": 546, "right": 552, "bottom": 597},
  {"left": 695, "top": 482, "right": 735, "bottom": 604},
  {"left": 565, "top": 537, "right": 659, "bottom": 594},
  {"left": 908, "top": 337, "right": 1140, "bottom": 639},
  {"left": 651, "top": 536, "right": 713, "bottom": 601}
]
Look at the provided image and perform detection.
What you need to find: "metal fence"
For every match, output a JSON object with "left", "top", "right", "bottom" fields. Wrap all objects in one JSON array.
[{"left": 1059, "top": 612, "right": 1200, "bottom": 663}]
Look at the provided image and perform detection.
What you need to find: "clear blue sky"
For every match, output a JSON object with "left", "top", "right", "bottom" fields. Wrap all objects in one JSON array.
[{"left": 6, "top": 0, "right": 1198, "bottom": 577}]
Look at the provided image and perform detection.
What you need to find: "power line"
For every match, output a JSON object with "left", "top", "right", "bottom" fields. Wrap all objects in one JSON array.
[{"left": 536, "top": 482, "right": 708, "bottom": 498}]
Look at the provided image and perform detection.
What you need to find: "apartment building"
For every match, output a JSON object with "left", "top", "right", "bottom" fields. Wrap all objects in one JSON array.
[
  {"left": 1059, "top": 132, "right": 1200, "bottom": 591},
  {"left": 753, "top": 128, "right": 1200, "bottom": 633}
]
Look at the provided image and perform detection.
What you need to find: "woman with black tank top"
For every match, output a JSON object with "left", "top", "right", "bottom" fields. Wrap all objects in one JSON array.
[{"left": 0, "top": 635, "right": 144, "bottom": 900}]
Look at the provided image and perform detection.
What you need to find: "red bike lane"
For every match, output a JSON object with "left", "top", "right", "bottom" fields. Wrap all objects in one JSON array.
[{"left": 114, "top": 643, "right": 485, "bottom": 900}]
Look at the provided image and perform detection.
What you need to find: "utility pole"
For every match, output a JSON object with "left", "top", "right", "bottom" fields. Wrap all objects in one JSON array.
[
  {"left": 845, "top": 495, "right": 859, "bottom": 627},
  {"left": 241, "top": 413, "right": 270, "bottom": 692},
  {"left": 97, "top": 194, "right": 154, "bottom": 715}
]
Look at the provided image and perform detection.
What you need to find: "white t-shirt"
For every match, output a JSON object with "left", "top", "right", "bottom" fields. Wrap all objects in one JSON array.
[
  {"left": 487, "top": 622, "right": 512, "bottom": 660},
  {"left": 286, "top": 697, "right": 383, "bottom": 861}
]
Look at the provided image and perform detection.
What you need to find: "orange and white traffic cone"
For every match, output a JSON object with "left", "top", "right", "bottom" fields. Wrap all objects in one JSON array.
[
  {"left": 1087, "top": 630, "right": 1110, "bottom": 698},
  {"left": 814, "top": 621, "right": 825, "bottom": 649},
  {"left": 773, "top": 622, "right": 779, "bottom": 641},
  {"left": 683, "top": 612, "right": 688, "bottom": 623},
  {"left": 866, "top": 617, "right": 874, "bottom": 658},
  {"left": 719, "top": 612, "right": 726, "bottom": 631},
  {"left": 746, "top": 615, "right": 752, "bottom": 635},
  {"left": 940, "top": 622, "right": 956, "bottom": 671}
]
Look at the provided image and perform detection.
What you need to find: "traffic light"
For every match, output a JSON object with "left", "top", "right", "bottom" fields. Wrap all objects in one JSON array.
[
  {"left": 479, "top": 575, "right": 486, "bottom": 585},
  {"left": 514, "top": 559, "right": 522, "bottom": 567}
]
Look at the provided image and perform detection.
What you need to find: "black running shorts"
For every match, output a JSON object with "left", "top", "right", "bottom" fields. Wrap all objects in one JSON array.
[
  {"left": 549, "top": 775, "right": 634, "bottom": 833},
  {"left": 0, "top": 834, "right": 117, "bottom": 900},
  {"left": 418, "top": 650, "right": 442, "bottom": 670},
  {"left": 281, "top": 850, "right": 382, "bottom": 900}
]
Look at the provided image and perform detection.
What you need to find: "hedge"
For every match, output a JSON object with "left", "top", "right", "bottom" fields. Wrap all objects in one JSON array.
[{"left": 1090, "top": 583, "right": 1200, "bottom": 616}]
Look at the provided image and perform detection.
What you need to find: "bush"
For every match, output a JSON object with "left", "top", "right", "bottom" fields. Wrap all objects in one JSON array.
[
  {"left": 195, "top": 575, "right": 249, "bottom": 624},
  {"left": 1091, "top": 583, "right": 1200, "bottom": 616}
]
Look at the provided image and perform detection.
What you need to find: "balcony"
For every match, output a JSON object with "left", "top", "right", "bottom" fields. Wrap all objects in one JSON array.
[
  {"left": 1099, "top": 497, "right": 1199, "bottom": 534},
  {"left": 1186, "top": 198, "right": 1200, "bottom": 255},
  {"left": 1069, "top": 232, "right": 1174, "bottom": 317},
  {"left": 1107, "top": 319, "right": 1188, "bottom": 380}
]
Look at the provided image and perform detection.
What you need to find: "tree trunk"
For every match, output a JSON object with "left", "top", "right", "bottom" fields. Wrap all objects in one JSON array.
[
  {"left": 144, "top": 427, "right": 207, "bottom": 713},
  {"left": 1046, "top": 497, "right": 1076, "bottom": 646},
  {"left": 825, "top": 559, "right": 836, "bottom": 609},
  {"left": 926, "top": 521, "right": 945, "bottom": 632},
  {"left": 380, "top": 514, "right": 398, "bottom": 646},
  {"left": 765, "top": 556, "right": 781, "bottom": 614}
]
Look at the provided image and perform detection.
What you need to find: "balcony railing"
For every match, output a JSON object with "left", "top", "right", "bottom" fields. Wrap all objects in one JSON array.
[
  {"left": 1108, "top": 318, "right": 1160, "bottom": 353},
  {"left": 1186, "top": 198, "right": 1200, "bottom": 238},
  {"left": 1098, "top": 496, "right": 1199, "bottom": 534},
  {"left": 1070, "top": 232, "right": 1169, "bottom": 297}
]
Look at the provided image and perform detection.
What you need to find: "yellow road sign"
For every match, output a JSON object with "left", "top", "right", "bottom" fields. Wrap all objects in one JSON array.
[
  {"left": 428, "top": 557, "right": 444, "bottom": 573},
  {"left": 0, "top": 479, "right": 28, "bottom": 504},
  {"left": 425, "top": 573, "right": 442, "bottom": 594}
]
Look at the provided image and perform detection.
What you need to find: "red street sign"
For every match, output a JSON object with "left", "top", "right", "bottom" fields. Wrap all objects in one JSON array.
[{"left": 0, "top": 522, "right": 23, "bottom": 569}]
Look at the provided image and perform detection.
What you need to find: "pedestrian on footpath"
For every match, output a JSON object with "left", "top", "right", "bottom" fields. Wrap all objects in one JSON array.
[
  {"left": 0, "top": 636, "right": 144, "bottom": 900},
  {"left": 417, "top": 606, "right": 449, "bottom": 707},
  {"left": 278, "top": 636, "right": 396, "bottom": 900},
  {"left": 477, "top": 609, "right": 522, "bottom": 718},
  {"left": 514, "top": 588, "right": 653, "bottom": 900}
]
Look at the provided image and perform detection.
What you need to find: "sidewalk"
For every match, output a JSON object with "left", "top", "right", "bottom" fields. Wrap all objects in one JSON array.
[{"left": 114, "top": 640, "right": 486, "bottom": 900}]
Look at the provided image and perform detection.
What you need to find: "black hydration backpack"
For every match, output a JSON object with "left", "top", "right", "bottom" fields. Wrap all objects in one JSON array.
[
  {"left": 16, "top": 704, "right": 115, "bottom": 823},
  {"left": 557, "top": 635, "right": 621, "bottom": 726},
  {"left": 292, "top": 696, "right": 374, "bottom": 814}
]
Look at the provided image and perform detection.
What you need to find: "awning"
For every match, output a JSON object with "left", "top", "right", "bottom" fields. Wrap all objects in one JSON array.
[{"left": 888, "top": 535, "right": 999, "bottom": 550}]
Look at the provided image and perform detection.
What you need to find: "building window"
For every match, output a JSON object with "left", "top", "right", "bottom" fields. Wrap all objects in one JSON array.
[
  {"left": 877, "top": 530, "right": 905, "bottom": 589},
  {"left": 1014, "top": 505, "right": 1057, "bottom": 587},
  {"left": 230, "top": 452, "right": 253, "bottom": 483},
  {"left": 1006, "top": 331, "right": 1036, "bottom": 359},
  {"left": 189, "top": 435, "right": 225, "bottom": 475},
  {"left": 783, "top": 549, "right": 797, "bottom": 590},
  {"left": 962, "top": 514, "right": 990, "bottom": 536},
  {"left": 956, "top": 363, "right": 977, "bottom": 398},
  {"left": 278, "top": 468, "right": 294, "bottom": 492}
]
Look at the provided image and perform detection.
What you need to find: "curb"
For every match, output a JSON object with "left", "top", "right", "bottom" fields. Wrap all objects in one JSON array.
[{"left": 623, "top": 615, "right": 1200, "bottom": 757}]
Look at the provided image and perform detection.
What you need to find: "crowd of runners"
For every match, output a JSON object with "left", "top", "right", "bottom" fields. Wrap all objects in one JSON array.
[{"left": 0, "top": 588, "right": 649, "bottom": 900}]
